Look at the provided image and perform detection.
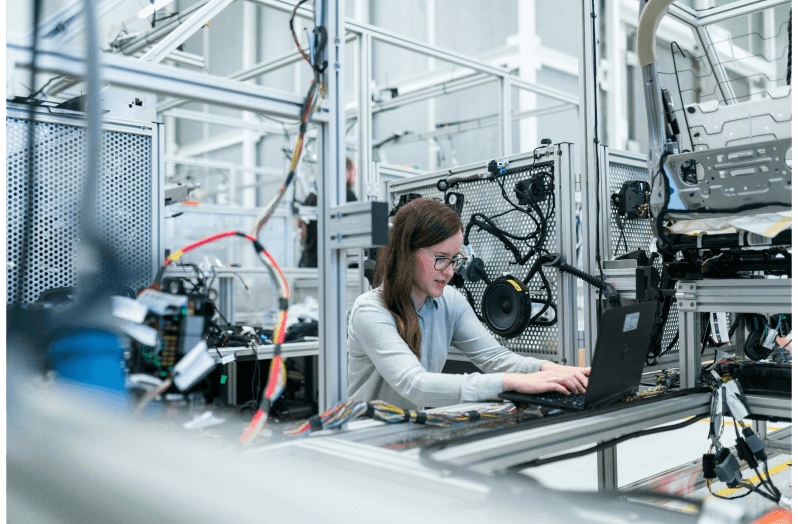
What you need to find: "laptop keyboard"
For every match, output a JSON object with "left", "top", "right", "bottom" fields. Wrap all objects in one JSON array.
[{"left": 526, "top": 392, "right": 586, "bottom": 408}]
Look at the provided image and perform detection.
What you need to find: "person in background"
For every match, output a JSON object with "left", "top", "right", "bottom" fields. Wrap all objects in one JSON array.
[
  {"left": 347, "top": 198, "right": 590, "bottom": 410},
  {"left": 298, "top": 158, "right": 357, "bottom": 268}
]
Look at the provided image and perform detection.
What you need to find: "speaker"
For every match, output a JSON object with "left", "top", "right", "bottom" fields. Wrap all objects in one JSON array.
[{"left": 481, "top": 276, "right": 531, "bottom": 339}]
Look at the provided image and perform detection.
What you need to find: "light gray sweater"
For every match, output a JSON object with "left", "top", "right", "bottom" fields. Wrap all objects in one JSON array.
[{"left": 347, "top": 286, "right": 547, "bottom": 410}]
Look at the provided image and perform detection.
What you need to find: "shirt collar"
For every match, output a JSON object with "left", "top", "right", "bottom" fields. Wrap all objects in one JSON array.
[{"left": 421, "top": 295, "right": 439, "bottom": 312}]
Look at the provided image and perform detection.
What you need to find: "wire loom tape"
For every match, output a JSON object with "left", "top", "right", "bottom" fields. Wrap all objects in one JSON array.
[
  {"left": 467, "top": 410, "right": 481, "bottom": 422},
  {"left": 414, "top": 412, "right": 427, "bottom": 425}
]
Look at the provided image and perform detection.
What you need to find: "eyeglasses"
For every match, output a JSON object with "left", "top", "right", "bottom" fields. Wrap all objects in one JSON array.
[{"left": 419, "top": 248, "right": 467, "bottom": 271}]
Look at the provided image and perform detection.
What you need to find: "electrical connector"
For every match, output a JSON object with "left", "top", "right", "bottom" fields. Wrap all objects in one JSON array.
[
  {"left": 735, "top": 436, "right": 758, "bottom": 469},
  {"left": 714, "top": 448, "right": 743, "bottom": 487},
  {"left": 742, "top": 427, "right": 767, "bottom": 462},
  {"left": 702, "top": 453, "right": 717, "bottom": 480}
]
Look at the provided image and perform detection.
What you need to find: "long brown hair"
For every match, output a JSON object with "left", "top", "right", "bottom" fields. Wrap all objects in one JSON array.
[{"left": 373, "top": 198, "right": 462, "bottom": 359}]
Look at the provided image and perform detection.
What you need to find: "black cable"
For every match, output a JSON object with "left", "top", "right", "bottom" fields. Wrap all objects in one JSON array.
[
  {"left": 612, "top": 214, "right": 629, "bottom": 258},
  {"left": 508, "top": 414, "right": 706, "bottom": 470},
  {"left": 788, "top": 10, "right": 792, "bottom": 85},
  {"left": 251, "top": 354, "right": 262, "bottom": 406}
]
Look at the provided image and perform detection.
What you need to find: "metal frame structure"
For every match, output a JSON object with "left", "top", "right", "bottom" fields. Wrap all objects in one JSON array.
[
  {"left": 384, "top": 147, "right": 581, "bottom": 366},
  {"left": 11, "top": 0, "right": 790, "bottom": 412},
  {"left": 7, "top": 0, "right": 348, "bottom": 410},
  {"left": 675, "top": 279, "right": 792, "bottom": 388}
]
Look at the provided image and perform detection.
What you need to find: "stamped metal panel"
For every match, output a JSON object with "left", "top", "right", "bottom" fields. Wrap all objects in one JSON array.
[
  {"left": 385, "top": 146, "right": 579, "bottom": 364},
  {"left": 6, "top": 105, "right": 161, "bottom": 303}
]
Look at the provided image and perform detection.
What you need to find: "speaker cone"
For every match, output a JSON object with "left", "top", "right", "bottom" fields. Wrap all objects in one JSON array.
[{"left": 481, "top": 276, "right": 531, "bottom": 339}]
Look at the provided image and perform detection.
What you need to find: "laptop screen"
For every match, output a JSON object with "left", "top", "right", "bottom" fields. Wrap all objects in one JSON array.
[{"left": 583, "top": 301, "right": 658, "bottom": 407}]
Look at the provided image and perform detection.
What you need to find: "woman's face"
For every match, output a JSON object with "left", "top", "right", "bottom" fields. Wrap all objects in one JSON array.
[{"left": 411, "top": 230, "right": 463, "bottom": 306}]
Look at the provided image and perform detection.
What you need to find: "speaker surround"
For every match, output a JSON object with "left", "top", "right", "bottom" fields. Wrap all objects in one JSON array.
[{"left": 481, "top": 276, "right": 531, "bottom": 339}]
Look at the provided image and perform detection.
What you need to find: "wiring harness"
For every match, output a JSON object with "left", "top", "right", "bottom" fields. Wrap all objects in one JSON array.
[
  {"left": 450, "top": 154, "right": 559, "bottom": 329},
  {"left": 697, "top": 366, "right": 789, "bottom": 508},
  {"left": 144, "top": 230, "right": 290, "bottom": 442},
  {"left": 140, "top": 0, "right": 328, "bottom": 443},
  {"left": 284, "top": 399, "right": 518, "bottom": 437}
]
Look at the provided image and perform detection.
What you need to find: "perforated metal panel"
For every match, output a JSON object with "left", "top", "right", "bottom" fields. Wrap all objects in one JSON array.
[
  {"left": 6, "top": 109, "right": 156, "bottom": 304},
  {"left": 600, "top": 148, "right": 679, "bottom": 360},
  {"left": 386, "top": 147, "right": 579, "bottom": 361}
]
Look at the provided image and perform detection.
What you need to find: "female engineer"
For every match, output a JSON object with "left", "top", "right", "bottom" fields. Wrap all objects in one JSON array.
[{"left": 347, "top": 198, "right": 590, "bottom": 410}]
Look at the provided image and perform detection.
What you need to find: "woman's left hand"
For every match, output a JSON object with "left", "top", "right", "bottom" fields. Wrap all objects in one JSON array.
[{"left": 539, "top": 362, "right": 590, "bottom": 393}]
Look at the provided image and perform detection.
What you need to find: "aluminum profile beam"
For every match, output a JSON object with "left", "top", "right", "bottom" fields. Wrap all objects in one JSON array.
[
  {"left": 27, "top": 0, "right": 127, "bottom": 42},
  {"left": 161, "top": 108, "right": 284, "bottom": 134},
  {"left": 117, "top": 2, "right": 209, "bottom": 55},
  {"left": 674, "top": 279, "right": 792, "bottom": 313},
  {"left": 378, "top": 103, "right": 574, "bottom": 148},
  {"left": 317, "top": 0, "right": 348, "bottom": 410},
  {"left": 744, "top": 394, "right": 792, "bottom": 421},
  {"left": 250, "top": 0, "right": 579, "bottom": 106},
  {"left": 578, "top": 0, "right": 601, "bottom": 364},
  {"left": 8, "top": 37, "right": 329, "bottom": 122},
  {"left": 428, "top": 394, "right": 713, "bottom": 473},
  {"left": 326, "top": 201, "right": 389, "bottom": 250},
  {"left": 139, "top": 0, "right": 237, "bottom": 64},
  {"left": 157, "top": 32, "right": 358, "bottom": 114},
  {"left": 357, "top": 32, "right": 374, "bottom": 202},
  {"left": 499, "top": 76, "right": 512, "bottom": 156}
]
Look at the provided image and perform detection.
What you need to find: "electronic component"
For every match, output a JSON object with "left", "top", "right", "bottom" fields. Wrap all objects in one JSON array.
[
  {"left": 611, "top": 180, "right": 650, "bottom": 219},
  {"left": 444, "top": 192, "right": 465, "bottom": 218},
  {"left": 713, "top": 448, "right": 742, "bottom": 487},
  {"left": 514, "top": 174, "right": 549, "bottom": 206},
  {"left": 481, "top": 276, "right": 532, "bottom": 339},
  {"left": 389, "top": 192, "right": 423, "bottom": 217},
  {"left": 733, "top": 363, "right": 792, "bottom": 395},
  {"left": 742, "top": 427, "right": 767, "bottom": 462},
  {"left": 132, "top": 291, "right": 210, "bottom": 380}
]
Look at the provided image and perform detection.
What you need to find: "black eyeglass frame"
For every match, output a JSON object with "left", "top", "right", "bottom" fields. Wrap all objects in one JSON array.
[{"left": 419, "top": 248, "right": 467, "bottom": 271}]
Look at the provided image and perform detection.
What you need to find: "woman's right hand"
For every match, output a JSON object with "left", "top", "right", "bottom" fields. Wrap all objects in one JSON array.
[{"left": 502, "top": 369, "right": 585, "bottom": 396}]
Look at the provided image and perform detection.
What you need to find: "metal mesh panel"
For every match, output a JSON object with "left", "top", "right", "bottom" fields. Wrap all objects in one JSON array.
[
  {"left": 606, "top": 161, "right": 679, "bottom": 358},
  {"left": 7, "top": 117, "right": 154, "bottom": 303},
  {"left": 389, "top": 163, "right": 560, "bottom": 357}
]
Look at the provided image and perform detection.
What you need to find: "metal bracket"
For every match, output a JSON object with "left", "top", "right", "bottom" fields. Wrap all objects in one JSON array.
[
  {"left": 327, "top": 201, "right": 389, "bottom": 249},
  {"left": 675, "top": 281, "right": 696, "bottom": 311}
]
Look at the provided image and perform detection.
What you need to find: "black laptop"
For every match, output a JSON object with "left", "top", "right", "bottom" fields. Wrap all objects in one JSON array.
[{"left": 500, "top": 301, "right": 658, "bottom": 411}]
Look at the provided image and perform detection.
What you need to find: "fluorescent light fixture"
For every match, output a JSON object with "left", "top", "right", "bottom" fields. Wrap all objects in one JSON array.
[{"left": 138, "top": 0, "right": 176, "bottom": 19}]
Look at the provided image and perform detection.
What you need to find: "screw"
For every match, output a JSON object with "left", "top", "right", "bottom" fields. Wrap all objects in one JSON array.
[{"left": 690, "top": 302, "right": 695, "bottom": 307}]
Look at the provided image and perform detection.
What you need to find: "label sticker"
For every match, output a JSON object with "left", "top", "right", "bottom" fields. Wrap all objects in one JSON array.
[
  {"left": 221, "top": 354, "right": 236, "bottom": 365},
  {"left": 622, "top": 312, "right": 640, "bottom": 332},
  {"left": 220, "top": 375, "right": 227, "bottom": 384},
  {"left": 508, "top": 279, "right": 522, "bottom": 292}
]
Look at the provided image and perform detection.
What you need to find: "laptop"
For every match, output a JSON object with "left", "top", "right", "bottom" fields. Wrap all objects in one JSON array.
[{"left": 499, "top": 301, "right": 658, "bottom": 411}]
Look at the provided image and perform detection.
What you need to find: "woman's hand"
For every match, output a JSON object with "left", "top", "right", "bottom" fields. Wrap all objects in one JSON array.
[
  {"left": 503, "top": 363, "right": 591, "bottom": 396},
  {"left": 540, "top": 362, "right": 591, "bottom": 393}
]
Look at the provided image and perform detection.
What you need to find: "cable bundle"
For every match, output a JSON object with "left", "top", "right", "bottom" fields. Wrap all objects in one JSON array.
[
  {"left": 284, "top": 400, "right": 518, "bottom": 437},
  {"left": 284, "top": 399, "right": 370, "bottom": 436},
  {"left": 250, "top": 0, "right": 327, "bottom": 240}
]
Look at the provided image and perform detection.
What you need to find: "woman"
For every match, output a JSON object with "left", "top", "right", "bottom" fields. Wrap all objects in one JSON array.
[{"left": 348, "top": 198, "right": 590, "bottom": 410}]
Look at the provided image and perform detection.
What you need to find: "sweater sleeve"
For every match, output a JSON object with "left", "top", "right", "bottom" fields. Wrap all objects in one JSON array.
[
  {"left": 450, "top": 290, "right": 548, "bottom": 389},
  {"left": 349, "top": 300, "right": 507, "bottom": 406}
]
